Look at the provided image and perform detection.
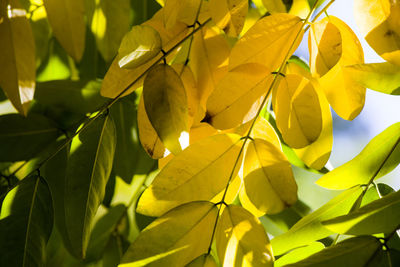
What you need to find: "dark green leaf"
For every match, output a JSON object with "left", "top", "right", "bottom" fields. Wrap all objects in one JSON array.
[{"left": 0, "top": 175, "right": 53, "bottom": 267}]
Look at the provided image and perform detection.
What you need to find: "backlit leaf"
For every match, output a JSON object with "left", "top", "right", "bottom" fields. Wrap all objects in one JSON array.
[
  {"left": 206, "top": 63, "right": 273, "bottom": 130},
  {"left": 240, "top": 138, "right": 297, "bottom": 216},
  {"left": 64, "top": 115, "right": 116, "bottom": 258},
  {"left": 271, "top": 186, "right": 363, "bottom": 255},
  {"left": 317, "top": 122, "right": 400, "bottom": 190},
  {"left": 0, "top": 113, "right": 60, "bottom": 162},
  {"left": 229, "top": 13, "right": 303, "bottom": 71},
  {"left": 121, "top": 201, "right": 218, "bottom": 266},
  {"left": 309, "top": 16, "right": 365, "bottom": 120},
  {"left": 322, "top": 189, "right": 400, "bottom": 235},
  {"left": 345, "top": 62, "right": 400, "bottom": 95},
  {"left": 43, "top": 0, "right": 86, "bottom": 62},
  {"left": 273, "top": 73, "right": 323, "bottom": 149},
  {"left": 0, "top": 0, "right": 35, "bottom": 115},
  {"left": 209, "top": 0, "right": 248, "bottom": 36},
  {"left": 163, "top": 0, "right": 202, "bottom": 29},
  {"left": 137, "top": 134, "right": 243, "bottom": 217},
  {"left": 284, "top": 236, "right": 381, "bottom": 267},
  {"left": 262, "top": 0, "right": 287, "bottom": 13},
  {"left": 274, "top": 242, "right": 325, "bottom": 267},
  {"left": 118, "top": 25, "right": 162, "bottom": 69},
  {"left": 0, "top": 175, "right": 53, "bottom": 267},
  {"left": 215, "top": 205, "right": 273, "bottom": 267},
  {"left": 143, "top": 64, "right": 188, "bottom": 155},
  {"left": 186, "top": 254, "right": 218, "bottom": 267}
]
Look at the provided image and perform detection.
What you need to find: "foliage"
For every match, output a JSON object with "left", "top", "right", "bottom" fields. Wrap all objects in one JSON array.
[{"left": 0, "top": 0, "right": 400, "bottom": 266}]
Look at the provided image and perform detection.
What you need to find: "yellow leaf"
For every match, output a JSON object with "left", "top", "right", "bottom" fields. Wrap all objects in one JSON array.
[
  {"left": 240, "top": 139, "right": 297, "bottom": 216},
  {"left": 121, "top": 201, "right": 218, "bottom": 266},
  {"left": 118, "top": 25, "right": 162, "bottom": 69},
  {"left": 190, "top": 26, "right": 231, "bottom": 110},
  {"left": 289, "top": 0, "right": 310, "bottom": 19},
  {"left": 215, "top": 205, "right": 274, "bottom": 267},
  {"left": 164, "top": 0, "right": 202, "bottom": 29},
  {"left": 262, "top": 0, "right": 287, "bottom": 13},
  {"left": 272, "top": 73, "right": 323, "bottom": 149},
  {"left": 206, "top": 63, "right": 273, "bottom": 130},
  {"left": 229, "top": 13, "right": 303, "bottom": 71},
  {"left": 143, "top": 64, "right": 188, "bottom": 155},
  {"left": 294, "top": 80, "right": 333, "bottom": 170},
  {"left": 186, "top": 254, "right": 218, "bottom": 267},
  {"left": 87, "top": 0, "right": 131, "bottom": 62},
  {"left": 137, "top": 134, "right": 243, "bottom": 217},
  {"left": 355, "top": 0, "right": 400, "bottom": 65},
  {"left": 43, "top": 0, "right": 86, "bottom": 62},
  {"left": 101, "top": 9, "right": 188, "bottom": 98},
  {"left": 309, "top": 16, "right": 365, "bottom": 120},
  {"left": 209, "top": 0, "right": 248, "bottom": 36},
  {"left": 137, "top": 95, "right": 166, "bottom": 159},
  {"left": 0, "top": 0, "right": 35, "bottom": 115}
]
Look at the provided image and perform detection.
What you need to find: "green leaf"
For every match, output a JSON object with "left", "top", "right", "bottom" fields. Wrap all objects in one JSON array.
[
  {"left": 215, "top": 205, "right": 273, "bottom": 267},
  {"left": 345, "top": 62, "right": 400, "bottom": 95},
  {"left": 86, "top": 204, "right": 126, "bottom": 261},
  {"left": 118, "top": 25, "right": 162, "bottom": 69},
  {"left": 0, "top": 175, "right": 53, "bottom": 267},
  {"left": 271, "top": 186, "right": 363, "bottom": 255},
  {"left": 274, "top": 242, "right": 325, "bottom": 267},
  {"left": 143, "top": 64, "right": 188, "bottom": 155},
  {"left": 317, "top": 122, "right": 400, "bottom": 190},
  {"left": 0, "top": 113, "right": 60, "bottom": 162},
  {"left": 322, "top": 189, "right": 400, "bottom": 235},
  {"left": 283, "top": 236, "right": 381, "bottom": 267},
  {"left": 136, "top": 134, "right": 243, "bottom": 217},
  {"left": 64, "top": 115, "right": 116, "bottom": 258},
  {"left": 120, "top": 201, "right": 218, "bottom": 266},
  {"left": 186, "top": 254, "right": 218, "bottom": 267}
]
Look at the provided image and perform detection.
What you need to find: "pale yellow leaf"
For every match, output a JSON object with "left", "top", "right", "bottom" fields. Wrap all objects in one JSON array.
[
  {"left": 43, "top": 0, "right": 86, "bottom": 62},
  {"left": 118, "top": 25, "right": 162, "bottom": 69},
  {"left": 0, "top": 0, "right": 35, "bottom": 115},
  {"left": 137, "top": 134, "right": 243, "bottom": 217},
  {"left": 209, "top": 0, "right": 248, "bottom": 36},
  {"left": 215, "top": 205, "right": 274, "bottom": 267},
  {"left": 272, "top": 74, "right": 323, "bottom": 149},
  {"left": 240, "top": 139, "right": 297, "bottom": 216},
  {"left": 121, "top": 202, "right": 218, "bottom": 266},
  {"left": 206, "top": 63, "right": 273, "bottom": 130},
  {"left": 143, "top": 64, "right": 188, "bottom": 155},
  {"left": 309, "top": 16, "right": 365, "bottom": 120},
  {"left": 289, "top": 0, "right": 310, "bottom": 19},
  {"left": 229, "top": 13, "right": 303, "bottom": 71}
]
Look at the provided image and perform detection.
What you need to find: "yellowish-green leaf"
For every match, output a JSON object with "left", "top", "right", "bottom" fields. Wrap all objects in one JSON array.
[
  {"left": 345, "top": 62, "right": 400, "bottom": 95},
  {"left": 164, "top": 0, "right": 202, "bottom": 29},
  {"left": 143, "top": 64, "right": 188, "bottom": 155},
  {"left": 138, "top": 94, "right": 166, "bottom": 159},
  {"left": 317, "top": 122, "right": 400, "bottom": 190},
  {"left": 65, "top": 115, "right": 116, "bottom": 258},
  {"left": 137, "top": 134, "right": 243, "bottom": 217},
  {"left": 121, "top": 201, "right": 218, "bottom": 266},
  {"left": 273, "top": 73, "right": 323, "bottom": 149},
  {"left": 262, "top": 0, "right": 287, "bottom": 13},
  {"left": 101, "top": 9, "right": 188, "bottom": 98},
  {"left": 190, "top": 26, "right": 231, "bottom": 110},
  {"left": 118, "top": 25, "right": 162, "bottom": 69},
  {"left": 271, "top": 186, "right": 363, "bottom": 255},
  {"left": 209, "top": 0, "right": 248, "bottom": 36},
  {"left": 215, "top": 205, "right": 274, "bottom": 267},
  {"left": 0, "top": 0, "right": 35, "bottom": 115},
  {"left": 322, "top": 189, "right": 400, "bottom": 235},
  {"left": 43, "top": 0, "right": 86, "bottom": 62},
  {"left": 240, "top": 138, "right": 297, "bottom": 216},
  {"left": 293, "top": 79, "right": 333, "bottom": 170},
  {"left": 274, "top": 242, "right": 325, "bottom": 267},
  {"left": 229, "top": 13, "right": 303, "bottom": 71},
  {"left": 355, "top": 0, "right": 400, "bottom": 65},
  {"left": 206, "top": 63, "right": 273, "bottom": 130},
  {"left": 284, "top": 236, "right": 381, "bottom": 267},
  {"left": 309, "top": 16, "right": 365, "bottom": 120},
  {"left": 86, "top": 0, "right": 131, "bottom": 62},
  {"left": 186, "top": 254, "right": 218, "bottom": 267}
]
